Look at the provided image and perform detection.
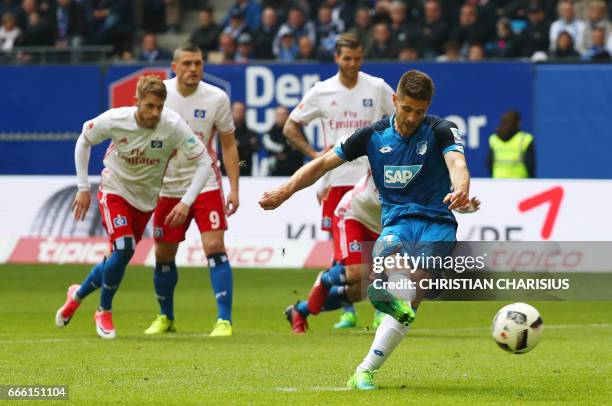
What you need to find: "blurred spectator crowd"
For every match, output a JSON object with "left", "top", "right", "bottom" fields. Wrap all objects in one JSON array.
[{"left": 1, "top": 0, "right": 611, "bottom": 62}]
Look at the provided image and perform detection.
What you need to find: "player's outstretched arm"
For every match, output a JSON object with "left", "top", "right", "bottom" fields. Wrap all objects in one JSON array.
[
  {"left": 166, "top": 154, "right": 212, "bottom": 227},
  {"left": 283, "top": 118, "right": 319, "bottom": 160},
  {"left": 443, "top": 151, "right": 470, "bottom": 210},
  {"left": 259, "top": 150, "right": 345, "bottom": 210},
  {"left": 72, "top": 135, "right": 92, "bottom": 221},
  {"left": 219, "top": 131, "right": 240, "bottom": 216}
]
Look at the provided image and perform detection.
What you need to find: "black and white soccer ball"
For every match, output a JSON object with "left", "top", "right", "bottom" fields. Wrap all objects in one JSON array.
[{"left": 492, "top": 303, "right": 543, "bottom": 354}]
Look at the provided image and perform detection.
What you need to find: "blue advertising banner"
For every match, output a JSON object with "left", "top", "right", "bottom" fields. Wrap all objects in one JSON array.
[
  {"left": 534, "top": 64, "right": 612, "bottom": 179},
  {"left": 0, "top": 62, "right": 536, "bottom": 178}
]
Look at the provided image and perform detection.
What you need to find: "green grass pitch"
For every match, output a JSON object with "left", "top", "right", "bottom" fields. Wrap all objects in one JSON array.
[{"left": 0, "top": 264, "right": 610, "bottom": 405}]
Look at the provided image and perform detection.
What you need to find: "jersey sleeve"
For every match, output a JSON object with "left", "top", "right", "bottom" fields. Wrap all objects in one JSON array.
[
  {"left": 379, "top": 80, "right": 395, "bottom": 117},
  {"left": 174, "top": 118, "right": 207, "bottom": 160},
  {"left": 435, "top": 120, "right": 465, "bottom": 155},
  {"left": 289, "top": 84, "right": 322, "bottom": 125},
  {"left": 334, "top": 126, "right": 373, "bottom": 162},
  {"left": 81, "top": 111, "right": 111, "bottom": 146},
  {"left": 214, "top": 92, "right": 235, "bottom": 135}
]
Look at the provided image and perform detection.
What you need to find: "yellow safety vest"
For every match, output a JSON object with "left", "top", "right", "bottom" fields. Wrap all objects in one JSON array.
[{"left": 489, "top": 131, "right": 533, "bottom": 178}]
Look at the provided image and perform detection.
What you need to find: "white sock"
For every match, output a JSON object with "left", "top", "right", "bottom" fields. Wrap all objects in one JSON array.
[
  {"left": 387, "top": 271, "right": 416, "bottom": 302},
  {"left": 357, "top": 315, "right": 409, "bottom": 372}
]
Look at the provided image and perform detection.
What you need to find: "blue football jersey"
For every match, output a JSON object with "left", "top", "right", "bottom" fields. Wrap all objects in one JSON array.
[{"left": 334, "top": 114, "right": 465, "bottom": 227}]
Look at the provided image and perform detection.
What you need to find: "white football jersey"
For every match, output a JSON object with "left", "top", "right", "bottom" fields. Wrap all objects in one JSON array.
[
  {"left": 160, "top": 78, "right": 235, "bottom": 197},
  {"left": 290, "top": 71, "right": 395, "bottom": 187},
  {"left": 334, "top": 171, "right": 381, "bottom": 234},
  {"left": 82, "top": 106, "right": 207, "bottom": 212}
]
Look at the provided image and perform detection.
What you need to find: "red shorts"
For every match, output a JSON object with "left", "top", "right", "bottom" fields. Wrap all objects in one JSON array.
[
  {"left": 153, "top": 189, "right": 227, "bottom": 243},
  {"left": 98, "top": 191, "right": 152, "bottom": 244},
  {"left": 334, "top": 217, "right": 380, "bottom": 266},
  {"left": 321, "top": 185, "right": 353, "bottom": 231}
]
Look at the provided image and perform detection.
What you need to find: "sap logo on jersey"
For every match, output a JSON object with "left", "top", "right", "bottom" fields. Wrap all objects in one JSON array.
[{"left": 384, "top": 165, "right": 422, "bottom": 188}]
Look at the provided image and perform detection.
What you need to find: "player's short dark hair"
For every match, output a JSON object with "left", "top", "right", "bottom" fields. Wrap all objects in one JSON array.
[
  {"left": 136, "top": 75, "right": 167, "bottom": 100},
  {"left": 173, "top": 43, "right": 203, "bottom": 61},
  {"left": 334, "top": 33, "right": 362, "bottom": 55},
  {"left": 397, "top": 70, "right": 435, "bottom": 102}
]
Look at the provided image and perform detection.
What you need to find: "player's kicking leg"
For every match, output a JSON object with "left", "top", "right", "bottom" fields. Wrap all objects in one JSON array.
[{"left": 347, "top": 219, "right": 456, "bottom": 390}]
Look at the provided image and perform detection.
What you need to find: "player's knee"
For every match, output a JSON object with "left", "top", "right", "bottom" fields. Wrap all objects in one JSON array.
[
  {"left": 112, "top": 236, "right": 135, "bottom": 262},
  {"left": 345, "top": 264, "right": 365, "bottom": 285},
  {"left": 203, "top": 238, "right": 225, "bottom": 256},
  {"left": 155, "top": 243, "right": 178, "bottom": 263},
  {"left": 345, "top": 284, "right": 363, "bottom": 303}
]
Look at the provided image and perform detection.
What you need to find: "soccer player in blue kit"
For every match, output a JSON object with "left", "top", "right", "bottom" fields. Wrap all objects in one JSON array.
[{"left": 259, "top": 70, "right": 470, "bottom": 390}]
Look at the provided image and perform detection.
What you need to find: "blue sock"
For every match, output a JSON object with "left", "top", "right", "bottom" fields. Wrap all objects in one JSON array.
[
  {"left": 154, "top": 262, "right": 178, "bottom": 320},
  {"left": 322, "top": 286, "right": 348, "bottom": 312},
  {"left": 343, "top": 304, "right": 356, "bottom": 314},
  {"left": 320, "top": 263, "right": 346, "bottom": 289},
  {"left": 76, "top": 261, "right": 104, "bottom": 299},
  {"left": 208, "top": 253, "right": 233, "bottom": 322},
  {"left": 99, "top": 237, "right": 134, "bottom": 311},
  {"left": 296, "top": 300, "right": 310, "bottom": 317}
]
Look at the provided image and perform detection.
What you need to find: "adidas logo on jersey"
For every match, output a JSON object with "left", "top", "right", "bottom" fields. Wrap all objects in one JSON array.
[{"left": 383, "top": 165, "right": 422, "bottom": 188}]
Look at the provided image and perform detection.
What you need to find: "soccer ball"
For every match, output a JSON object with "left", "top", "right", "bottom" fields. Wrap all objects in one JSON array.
[{"left": 491, "top": 302, "right": 543, "bottom": 354}]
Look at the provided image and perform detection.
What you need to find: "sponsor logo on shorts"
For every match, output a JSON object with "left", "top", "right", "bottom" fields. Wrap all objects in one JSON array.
[
  {"left": 322, "top": 217, "right": 332, "bottom": 229},
  {"left": 383, "top": 165, "right": 422, "bottom": 188},
  {"left": 154, "top": 227, "right": 164, "bottom": 238},
  {"left": 194, "top": 109, "right": 206, "bottom": 119},
  {"left": 349, "top": 240, "right": 362, "bottom": 252},
  {"left": 113, "top": 215, "right": 127, "bottom": 228},
  {"left": 362, "top": 98, "right": 373, "bottom": 107},
  {"left": 150, "top": 140, "right": 163, "bottom": 149},
  {"left": 416, "top": 141, "right": 427, "bottom": 156}
]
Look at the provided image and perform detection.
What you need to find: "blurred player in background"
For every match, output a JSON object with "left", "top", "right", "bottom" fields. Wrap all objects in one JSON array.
[
  {"left": 55, "top": 75, "right": 211, "bottom": 339},
  {"left": 145, "top": 44, "right": 239, "bottom": 337},
  {"left": 260, "top": 70, "right": 470, "bottom": 389},
  {"left": 285, "top": 171, "right": 480, "bottom": 333},
  {"left": 284, "top": 33, "right": 395, "bottom": 326}
]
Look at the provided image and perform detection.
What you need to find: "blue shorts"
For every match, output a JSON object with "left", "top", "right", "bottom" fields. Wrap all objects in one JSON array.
[{"left": 373, "top": 217, "right": 457, "bottom": 267}]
